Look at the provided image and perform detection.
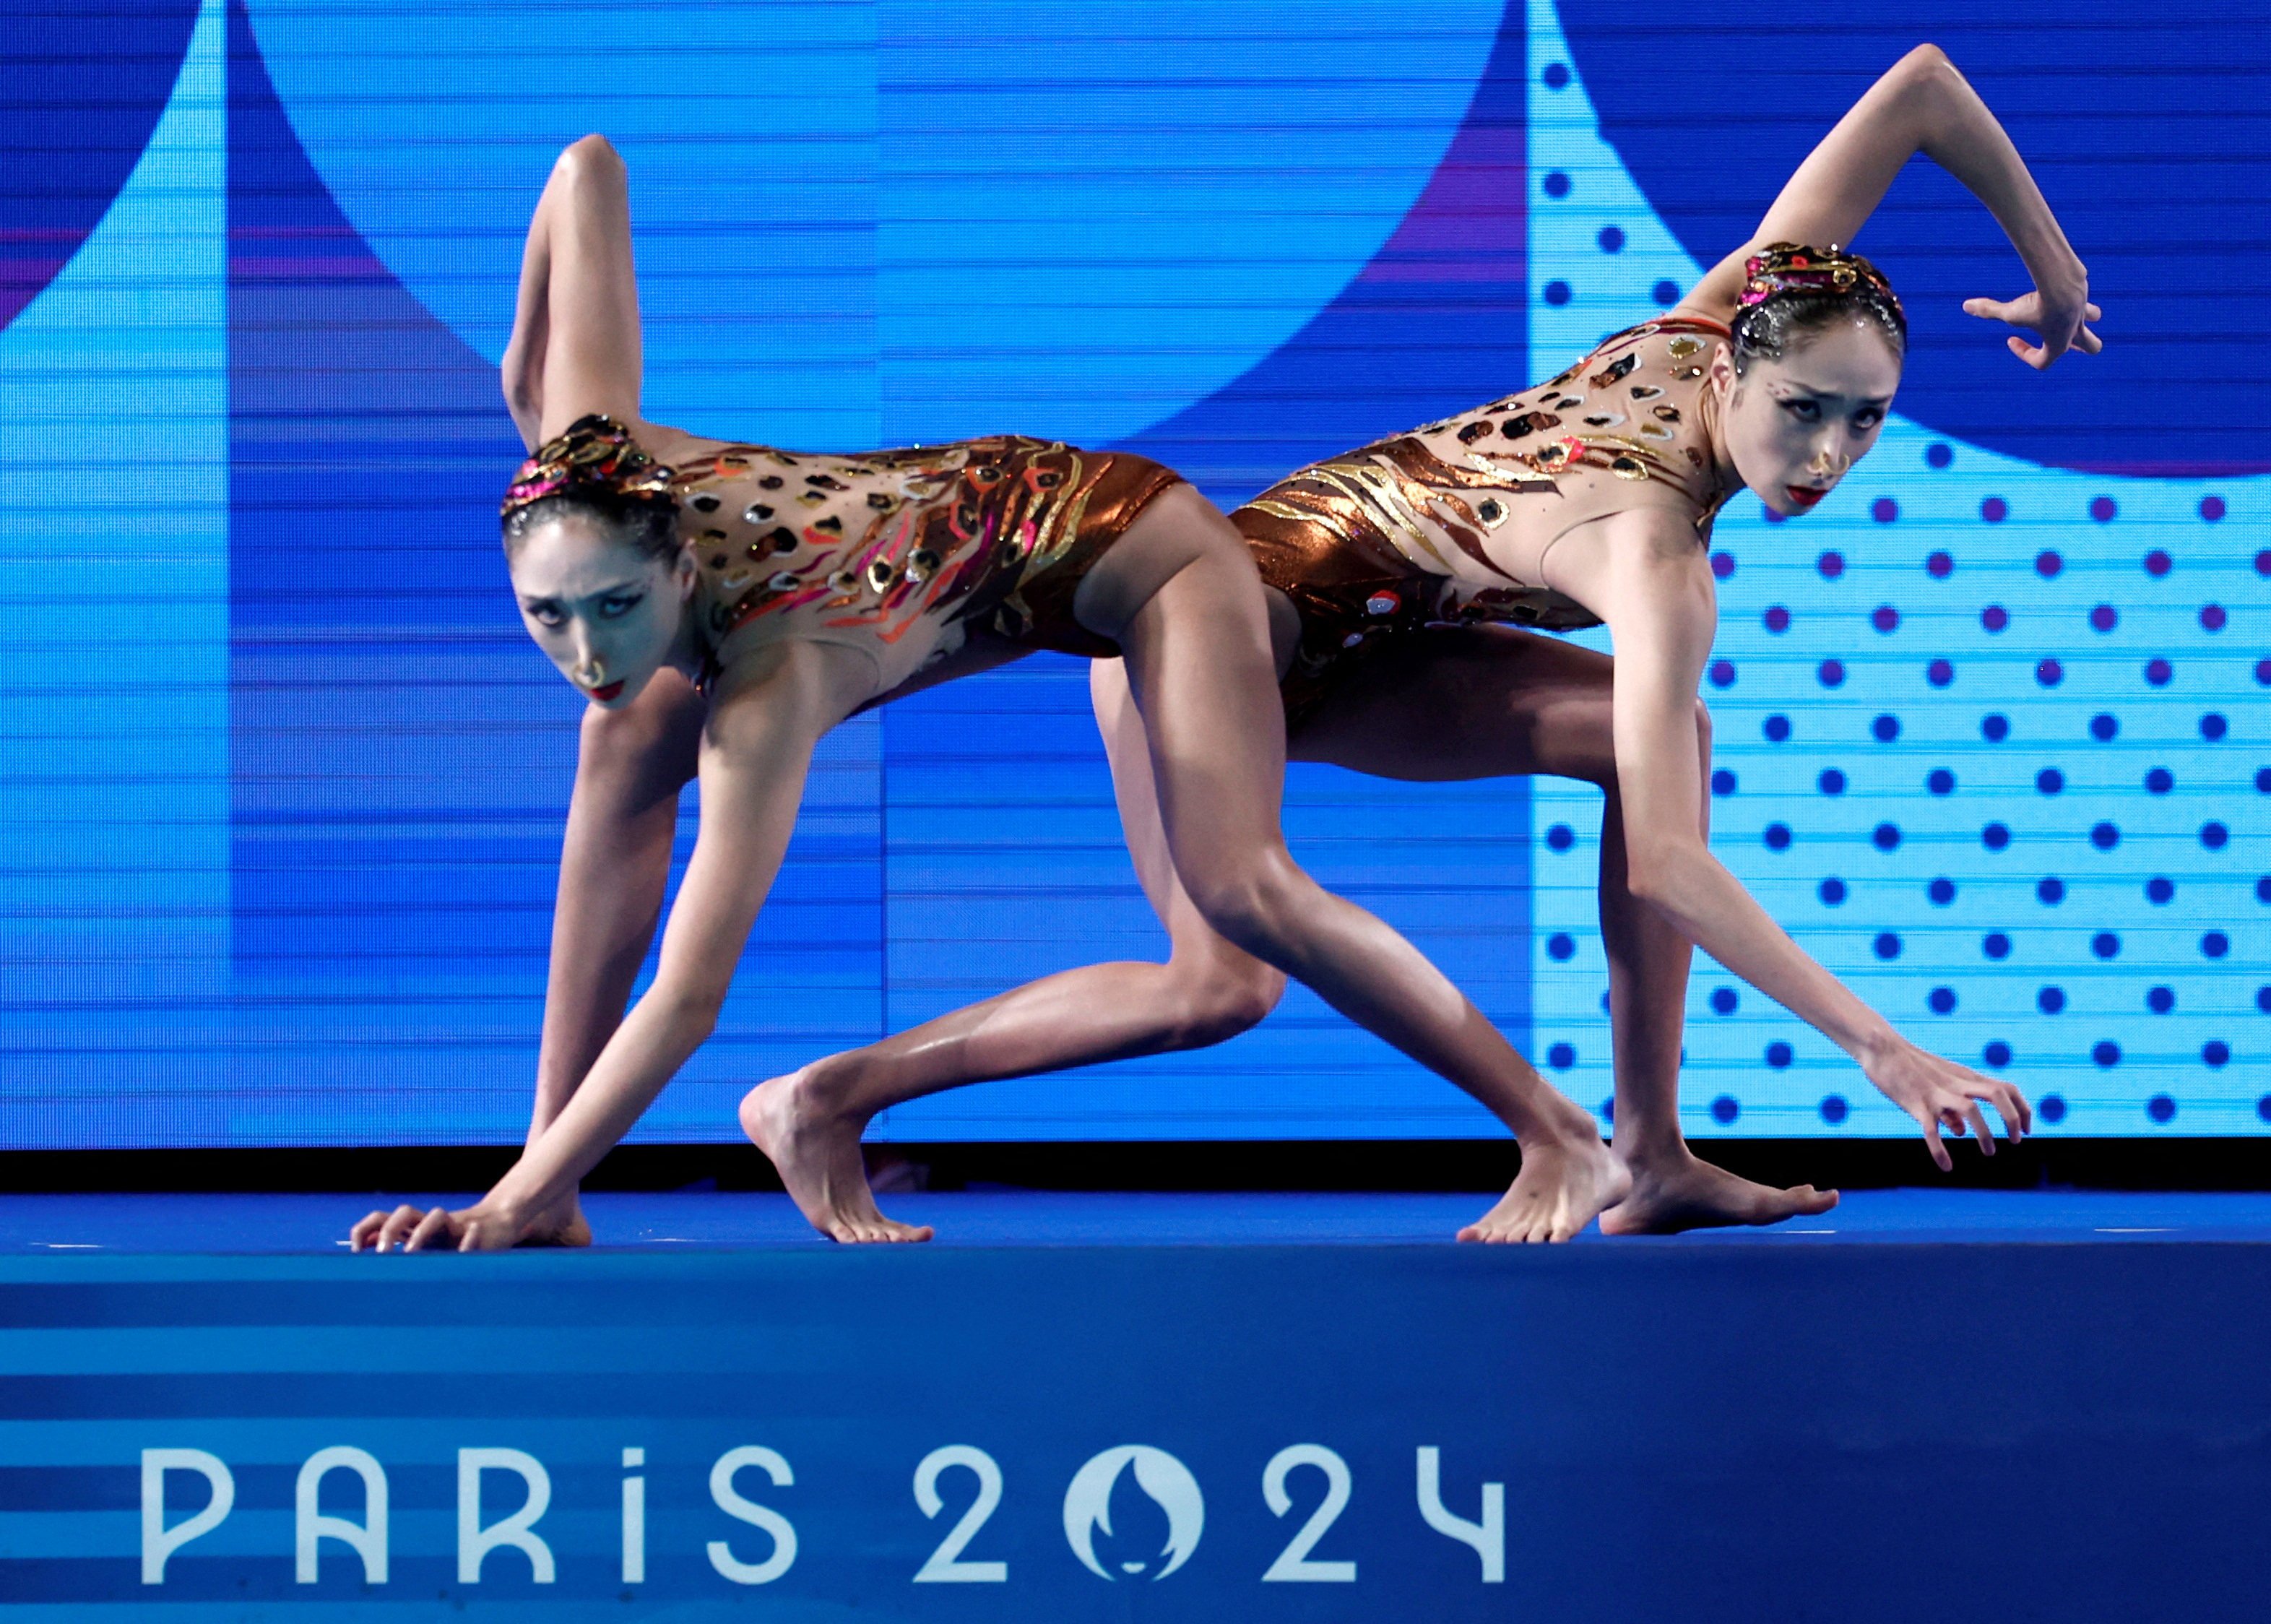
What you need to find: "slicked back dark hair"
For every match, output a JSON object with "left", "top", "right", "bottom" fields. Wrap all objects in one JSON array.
[
  {"left": 1730, "top": 288, "right": 1908, "bottom": 375},
  {"left": 501, "top": 487, "right": 680, "bottom": 565}
]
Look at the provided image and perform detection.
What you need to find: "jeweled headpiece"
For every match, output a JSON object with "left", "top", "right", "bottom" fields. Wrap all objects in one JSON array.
[
  {"left": 501, "top": 413, "right": 676, "bottom": 521},
  {"left": 1736, "top": 242, "right": 1903, "bottom": 324}
]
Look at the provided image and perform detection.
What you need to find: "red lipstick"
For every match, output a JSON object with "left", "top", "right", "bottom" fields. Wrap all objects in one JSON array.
[
  {"left": 1785, "top": 485, "right": 1828, "bottom": 510},
  {"left": 591, "top": 681, "right": 625, "bottom": 702}
]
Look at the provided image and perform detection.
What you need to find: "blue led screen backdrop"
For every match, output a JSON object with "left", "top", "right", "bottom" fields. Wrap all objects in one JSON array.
[{"left": 1, "top": 0, "right": 2264, "bottom": 1146}]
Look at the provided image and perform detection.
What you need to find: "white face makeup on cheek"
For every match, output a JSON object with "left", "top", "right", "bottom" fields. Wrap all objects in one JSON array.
[
  {"left": 1718, "top": 319, "right": 1902, "bottom": 517},
  {"left": 507, "top": 513, "right": 687, "bottom": 706}
]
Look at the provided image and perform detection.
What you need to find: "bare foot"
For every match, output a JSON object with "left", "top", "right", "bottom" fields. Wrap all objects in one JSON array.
[
  {"left": 740, "top": 1066, "right": 934, "bottom": 1244},
  {"left": 519, "top": 1198, "right": 592, "bottom": 1248},
  {"left": 1457, "top": 1137, "right": 1631, "bottom": 1243},
  {"left": 1597, "top": 1149, "right": 1838, "bottom": 1236}
]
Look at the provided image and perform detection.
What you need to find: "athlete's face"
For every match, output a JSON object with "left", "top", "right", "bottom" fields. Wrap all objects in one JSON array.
[
  {"left": 508, "top": 510, "right": 695, "bottom": 709},
  {"left": 1713, "top": 319, "right": 1902, "bottom": 518}
]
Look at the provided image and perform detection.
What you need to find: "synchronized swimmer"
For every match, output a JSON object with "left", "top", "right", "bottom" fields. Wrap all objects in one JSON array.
[{"left": 355, "top": 44, "right": 2097, "bottom": 1254}]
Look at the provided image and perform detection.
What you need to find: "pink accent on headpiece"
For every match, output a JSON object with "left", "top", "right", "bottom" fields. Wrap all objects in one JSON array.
[
  {"left": 501, "top": 413, "right": 676, "bottom": 519},
  {"left": 1736, "top": 241, "right": 1903, "bottom": 321}
]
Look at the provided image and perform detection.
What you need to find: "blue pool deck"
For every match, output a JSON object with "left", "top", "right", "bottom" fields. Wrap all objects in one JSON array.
[
  {"left": 4, "top": 1185, "right": 2271, "bottom": 1251},
  {"left": 5, "top": 1186, "right": 2268, "bottom": 1621}
]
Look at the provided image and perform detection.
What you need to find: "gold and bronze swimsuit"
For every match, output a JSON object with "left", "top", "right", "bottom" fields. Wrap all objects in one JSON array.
[
  {"left": 1234, "top": 316, "right": 1738, "bottom": 722},
  {"left": 675, "top": 436, "right": 1180, "bottom": 694}
]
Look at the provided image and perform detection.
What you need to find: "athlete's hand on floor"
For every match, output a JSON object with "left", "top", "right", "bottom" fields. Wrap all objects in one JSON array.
[
  {"left": 349, "top": 1199, "right": 527, "bottom": 1253},
  {"left": 1963, "top": 277, "right": 2102, "bottom": 370},
  {"left": 1860, "top": 1039, "right": 2032, "bottom": 1172}
]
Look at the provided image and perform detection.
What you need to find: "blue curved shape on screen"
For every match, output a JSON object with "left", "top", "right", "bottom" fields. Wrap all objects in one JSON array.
[
  {"left": 1557, "top": 1, "right": 2271, "bottom": 477},
  {"left": 222, "top": 1, "right": 888, "bottom": 1083},
  {"left": 1116, "top": 2, "right": 1529, "bottom": 506},
  {"left": 0, "top": 0, "right": 228, "bottom": 1029},
  {"left": 225, "top": 0, "right": 560, "bottom": 993},
  {"left": 240, "top": 0, "right": 1505, "bottom": 450},
  {"left": 225, "top": 0, "right": 522, "bottom": 635},
  {"left": 0, "top": 0, "right": 199, "bottom": 330}
]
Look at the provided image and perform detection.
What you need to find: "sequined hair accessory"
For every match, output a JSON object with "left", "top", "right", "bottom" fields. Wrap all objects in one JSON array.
[
  {"left": 501, "top": 413, "right": 676, "bottom": 519},
  {"left": 1736, "top": 242, "right": 1903, "bottom": 322}
]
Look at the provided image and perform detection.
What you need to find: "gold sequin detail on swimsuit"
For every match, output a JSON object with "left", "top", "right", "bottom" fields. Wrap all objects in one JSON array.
[
  {"left": 1234, "top": 316, "right": 1738, "bottom": 725},
  {"left": 673, "top": 435, "right": 1180, "bottom": 694}
]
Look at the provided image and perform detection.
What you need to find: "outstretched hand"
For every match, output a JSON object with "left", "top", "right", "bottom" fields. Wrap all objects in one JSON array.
[
  {"left": 1861, "top": 1038, "right": 2032, "bottom": 1172},
  {"left": 1963, "top": 281, "right": 2102, "bottom": 370},
  {"left": 350, "top": 1200, "right": 527, "bottom": 1253}
]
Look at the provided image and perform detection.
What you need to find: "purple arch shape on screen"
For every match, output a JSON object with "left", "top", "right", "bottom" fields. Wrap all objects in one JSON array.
[
  {"left": 227, "top": 0, "right": 521, "bottom": 634},
  {"left": 227, "top": 0, "right": 548, "bottom": 983},
  {"left": 1, "top": 0, "right": 202, "bottom": 329},
  {"left": 1115, "top": 4, "right": 1528, "bottom": 506}
]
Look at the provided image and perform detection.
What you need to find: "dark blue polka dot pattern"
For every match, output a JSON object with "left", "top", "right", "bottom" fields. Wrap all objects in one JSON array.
[{"left": 1523, "top": 62, "right": 2259, "bottom": 1137}]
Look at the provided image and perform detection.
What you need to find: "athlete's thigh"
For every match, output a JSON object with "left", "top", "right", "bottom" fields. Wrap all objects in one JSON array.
[
  {"left": 1289, "top": 624, "right": 1618, "bottom": 785},
  {"left": 1112, "top": 550, "right": 1289, "bottom": 882},
  {"left": 1092, "top": 657, "right": 1268, "bottom": 973},
  {"left": 1091, "top": 657, "right": 1181, "bottom": 921},
  {"left": 1072, "top": 481, "right": 1256, "bottom": 646}
]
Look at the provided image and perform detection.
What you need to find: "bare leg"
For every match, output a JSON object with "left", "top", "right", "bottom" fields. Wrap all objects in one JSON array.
[
  {"left": 754, "top": 600, "right": 1821, "bottom": 1238},
  {"left": 1084, "top": 491, "right": 1624, "bottom": 1240},
  {"left": 740, "top": 655, "right": 1285, "bottom": 1241},
  {"left": 757, "top": 490, "right": 1625, "bottom": 1240},
  {"left": 1297, "top": 629, "right": 1833, "bottom": 1233}
]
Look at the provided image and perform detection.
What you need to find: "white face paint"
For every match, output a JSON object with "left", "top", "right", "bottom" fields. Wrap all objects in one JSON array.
[
  {"left": 1712, "top": 318, "right": 1903, "bottom": 518},
  {"left": 507, "top": 509, "right": 696, "bottom": 709}
]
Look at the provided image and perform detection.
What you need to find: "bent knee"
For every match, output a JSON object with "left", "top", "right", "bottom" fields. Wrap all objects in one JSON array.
[
  {"left": 1182, "top": 850, "right": 1312, "bottom": 961},
  {"left": 1164, "top": 961, "right": 1286, "bottom": 1048}
]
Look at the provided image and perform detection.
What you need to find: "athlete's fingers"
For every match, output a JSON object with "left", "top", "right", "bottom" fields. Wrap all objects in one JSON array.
[
  {"left": 350, "top": 1211, "right": 387, "bottom": 1252},
  {"left": 1981, "top": 1080, "right": 2028, "bottom": 1141},
  {"left": 1921, "top": 1114, "right": 1952, "bottom": 1173},
  {"left": 1961, "top": 1100, "right": 1995, "bottom": 1155},
  {"left": 376, "top": 1204, "right": 424, "bottom": 1253},
  {"left": 2075, "top": 324, "right": 2103, "bottom": 355},
  {"left": 405, "top": 1207, "right": 452, "bottom": 1253},
  {"left": 2008, "top": 334, "right": 2051, "bottom": 370}
]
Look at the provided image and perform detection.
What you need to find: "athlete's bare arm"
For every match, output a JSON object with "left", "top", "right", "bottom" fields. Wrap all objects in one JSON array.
[
  {"left": 1553, "top": 507, "right": 2028, "bottom": 1168},
  {"left": 499, "top": 133, "right": 644, "bottom": 450},
  {"left": 1677, "top": 43, "right": 2099, "bottom": 369},
  {"left": 355, "top": 138, "right": 688, "bottom": 1255},
  {"left": 371, "top": 641, "right": 873, "bottom": 1252}
]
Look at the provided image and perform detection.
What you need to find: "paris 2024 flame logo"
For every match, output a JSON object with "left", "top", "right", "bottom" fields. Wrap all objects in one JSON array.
[{"left": 1060, "top": 1446, "right": 1204, "bottom": 1581}]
